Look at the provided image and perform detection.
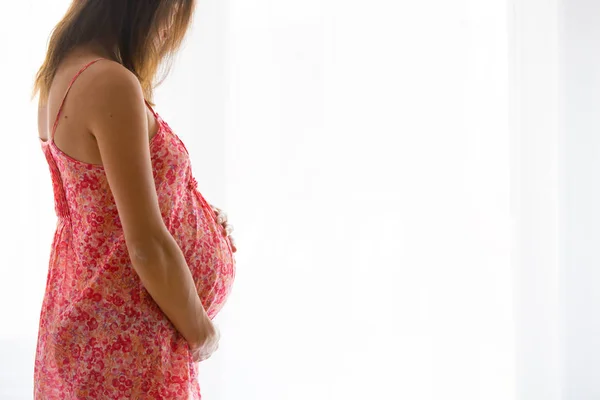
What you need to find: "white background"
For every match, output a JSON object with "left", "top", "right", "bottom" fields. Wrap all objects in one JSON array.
[{"left": 0, "top": 0, "right": 551, "bottom": 399}]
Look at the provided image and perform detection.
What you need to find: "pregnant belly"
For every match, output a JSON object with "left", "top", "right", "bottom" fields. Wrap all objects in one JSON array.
[
  {"left": 191, "top": 234, "right": 235, "bottom": 319},
  {"left": 174, "top": 203, "right": 236, "bottom": 319}
]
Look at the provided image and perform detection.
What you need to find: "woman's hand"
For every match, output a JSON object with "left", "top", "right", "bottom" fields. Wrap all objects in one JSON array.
[
  {"left": 189, "top": 319, "right": 220, "bottom": 363},
  {"left": 211, "top": 205, "right": 237, "bottom": 253}
]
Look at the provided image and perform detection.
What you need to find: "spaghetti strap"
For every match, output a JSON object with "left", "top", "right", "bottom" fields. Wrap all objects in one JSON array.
[
  {"left": 50, "top": 58, "right": 106, "bottom": 142},
  {"left": 144, "top": 99, "right": 159, "bottom": 120}
]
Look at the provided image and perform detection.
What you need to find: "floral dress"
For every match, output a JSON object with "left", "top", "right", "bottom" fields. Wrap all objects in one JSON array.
[{"left": 34, "top": 58, "right": 236, "bottom": 399}]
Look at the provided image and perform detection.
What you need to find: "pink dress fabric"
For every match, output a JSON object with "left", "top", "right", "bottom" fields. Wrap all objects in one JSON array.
[{"left": 34, "top": 58, "right": 236, "bottom": 399}]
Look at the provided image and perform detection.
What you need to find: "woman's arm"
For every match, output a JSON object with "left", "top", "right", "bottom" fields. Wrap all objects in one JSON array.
[{"left": 85, "top": 61, "right": 215, "bottom": 354}]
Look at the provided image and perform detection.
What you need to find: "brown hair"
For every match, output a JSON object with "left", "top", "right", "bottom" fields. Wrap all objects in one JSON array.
[{"left": 32, "top": 0, "right": 196, "bottom": 105}]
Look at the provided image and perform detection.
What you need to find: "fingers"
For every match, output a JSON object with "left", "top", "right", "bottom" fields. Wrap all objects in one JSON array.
[
  {"left": 192, "top": 343, "right": 216, "bottom": 362},
  {"left": 190, "top": 326, "right": 221, "bottom": 363},
  {"left": 196, "top": 340, "right": 219, "bottom": 362},
  {"left": 216, "top": 212, "right": 228, "bottom": 225},
  {"left": 191, "top": 348, "right": 202, "bottom": 363},
  {"left": 200, "top": 340, "right": 219, "bottom": 360},
  {"left": 211, "top": 206, "right": 237, "bottom": 252},
  {"left": 211, "top": 205, "right": 230, "bottom": 230}
]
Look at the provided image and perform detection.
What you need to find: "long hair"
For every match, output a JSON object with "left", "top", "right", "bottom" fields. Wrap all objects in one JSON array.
[{"left": 32, "top": 0, "right": 196, "bottom": 105}]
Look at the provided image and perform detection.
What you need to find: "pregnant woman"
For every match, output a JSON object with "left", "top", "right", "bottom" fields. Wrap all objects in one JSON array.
[{"left": 31, "top": 1, "right": 236, "bottom": 398}]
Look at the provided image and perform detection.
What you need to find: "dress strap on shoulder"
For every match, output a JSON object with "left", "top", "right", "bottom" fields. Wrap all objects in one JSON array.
[
  {"left": 50, "top": 58, "right": 106, "bottom": 141},
  {"left": 144, "top": 99, "right": 160, "bottom": 120}
]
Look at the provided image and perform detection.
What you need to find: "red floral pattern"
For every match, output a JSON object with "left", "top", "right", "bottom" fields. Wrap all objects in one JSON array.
[{"left": 34, "top": 60, "right": 235, "bottom": 399}]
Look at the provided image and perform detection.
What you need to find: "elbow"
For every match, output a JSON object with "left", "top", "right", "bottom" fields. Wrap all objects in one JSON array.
[{"left": 126, "top": 229, "right": 174, "bottom": 272}]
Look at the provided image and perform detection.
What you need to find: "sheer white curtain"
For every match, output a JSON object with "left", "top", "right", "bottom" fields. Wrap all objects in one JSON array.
[
  {"left": 559, "top": 0, "right": 600, "bottom": 397},
  {"left": 512, "top": 0, "right": 600, "bottom": 399},
  {"left": 510, "top": 1, "right": 562, "bottom": 399},
  {"left": 1, "top": 0, "right": 567, "bottom": 399}
]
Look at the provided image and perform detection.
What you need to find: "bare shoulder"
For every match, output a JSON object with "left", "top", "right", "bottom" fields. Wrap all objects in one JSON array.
[
  {"left": 80, "top": 60, "right": 147, "bottom": 137},
  {"left": 85, "top": 60, "right": 145, "bottom": 111},
  {"left": 88, "top": 60, "right": 141, "bottom": 92}
]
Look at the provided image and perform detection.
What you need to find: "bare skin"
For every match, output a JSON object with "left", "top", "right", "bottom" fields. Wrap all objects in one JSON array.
[{"left": 38, "top": 46, "right": 219, "bottom": 362}]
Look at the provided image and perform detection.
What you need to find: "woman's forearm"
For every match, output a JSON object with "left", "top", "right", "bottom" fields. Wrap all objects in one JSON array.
[{"left": 127, "top": 230, "right": 209, "bottom": 348}]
